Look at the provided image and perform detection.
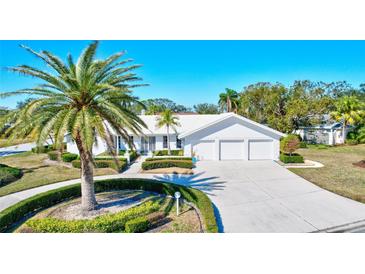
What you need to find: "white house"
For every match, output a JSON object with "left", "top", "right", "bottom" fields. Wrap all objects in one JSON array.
[
  {"left": 66, "top": 113, "right": 285, "bottom": 161},
  {"left": 295, "top": 122, "right": 352, "bottom": 145}
]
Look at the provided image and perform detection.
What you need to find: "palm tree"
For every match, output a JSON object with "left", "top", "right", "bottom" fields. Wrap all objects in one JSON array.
[
  {"left": 218, "top": 88, "right": 239, "bottom": 113},
  {"left": 156, "top": 109, "right": 180, "bottom": 155},
  {"left": 330, "top": 96, "right": 364, "bottom": 143},
  {"left": 0, "top": 41, "right": 147, "bottom": 211}
]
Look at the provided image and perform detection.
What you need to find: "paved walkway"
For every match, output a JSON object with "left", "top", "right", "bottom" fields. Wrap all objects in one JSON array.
[{"left": 1, "top": 160, "right": 365, "bottom": 233}]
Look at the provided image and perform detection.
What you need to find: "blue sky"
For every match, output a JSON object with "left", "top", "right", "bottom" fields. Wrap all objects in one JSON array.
[{"left": 1, "top": 40, "right": 365, "bottom": 109}]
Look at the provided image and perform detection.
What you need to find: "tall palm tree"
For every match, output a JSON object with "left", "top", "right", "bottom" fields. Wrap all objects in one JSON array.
[
  {"left": 218, "top": 88, "right": 239, "bottom": 113},
  {"left": 0, "top": 41, "right": 147, "bottom": 211},
  {"left": 156, "top": 109, "right": 180, "bottom": 155},
  {"left": 330, "top": 96, "right": 364, "bottom": 143}
]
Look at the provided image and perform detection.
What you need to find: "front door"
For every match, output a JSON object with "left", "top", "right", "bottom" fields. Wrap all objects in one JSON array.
[{"left": 141, "top": 137, "right": 156, "bottom": 152}]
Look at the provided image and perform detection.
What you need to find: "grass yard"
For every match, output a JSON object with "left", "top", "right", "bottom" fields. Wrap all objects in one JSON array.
[
  {"left": 290, "top": 144, "right": 365, "bottom": 203},
  {"left": 0, "top": 152, "right": 117, "bottom": 197}
]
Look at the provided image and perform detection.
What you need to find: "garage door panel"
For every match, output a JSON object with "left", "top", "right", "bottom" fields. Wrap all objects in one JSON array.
[
  {"left": 249, "top": 140, "right": 273, "bottom": 160},
  {"left": 193, "top": 141, "right": 215, "bottom": 160},
  {"left": 220, "top": 140, "right": 244, "bottom": 160}
]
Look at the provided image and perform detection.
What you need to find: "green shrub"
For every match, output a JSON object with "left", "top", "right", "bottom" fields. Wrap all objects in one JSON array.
[
  {"left": 47, "top": 151, "right": 59, "bottom": 161},
  {"left": 26, "top": 200, "right": 159, "bottom": 233},
  {"left": 280, "top": 134, "right": 300, "bottom": 155},
  {"left": 299, "top": 142, "right": 307, "bottom": 148},
  {"left": 61, "top": 153, "right": 78, "bottom": 162},
  {"left": 345, "top": 139, "right": 358, "bottom": 145},
  {"left": 280, "top": 153, "right": 304, "bottom": 164},
  {"left": 32, "top": 143, "right": 66, "bottom": 154},
  {"left": 142, "top": 160, "right": 193, "bottom": 170},
  {"left": 145, "top": 157, "right": 193, "bottom": 162},
  {"left": 129, "top": 150, "right": 138, "bottom": 161},
  {"left": 125, "top": 216, "right": 150, "bottom": 233},
  {"left": 0, "top": 184, "right": 81, "bottom": 232},
  {"left": 0, "top": 164, "right": 23, "bottom": 187},
  {"left": 0, "top": 178, "right": 218, "bottom": 233},
  {"left": 153, "top": 150, "right": 183, "bottom": 156},
  {"left": 71, "top": 159, "right": 127, "bottom": 171}
]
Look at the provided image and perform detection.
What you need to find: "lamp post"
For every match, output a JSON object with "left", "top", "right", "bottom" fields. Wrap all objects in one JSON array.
[{"left": 174, "top": 192, "right": 181, "bottom": 216}]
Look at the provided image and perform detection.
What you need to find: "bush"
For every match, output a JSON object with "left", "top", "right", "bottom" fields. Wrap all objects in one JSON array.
[
  {"left": 0, "top": 178, "right": 218, "bottom": 233},
  {"left": 280, "top": 134, "right": 300, "bottom": 155},
  {"left": 47, "top": 151, "right": 59, "bottom": 161},
  {"left": 129, "top": 150, "right": 138, "bottom": 161},
  {"left": 0, "top": 164, "right": 23, "bottom": 187},
  {"left": 26, "top": 200, "right": 159, "bottom": 233},
  {"left": 145, "top": 157, "right": 193, "bottom": 162},
  {"left": 142, "top": 160, "right": 193, "bottom": 170},
  {"left": 345, "top": 139, "right": 359, "bottom": 145},
  {"left": 153, "top": 150, "right": 184, "bottom": 156},
  {"left": 280, "top": 153, "right": 304, "bottom": 164},
  {"left": 32, "top": 143, "right": 66, "bottom": 154},
  {"left": 299, "top": 142, "right": 307, "bottom": 148},
  {"left": 61, "top": 153, "right": 78, "bottom": 162},
  {"left": 124, "top": 216, "right": 150, "bottom": 233},
  {"left": 71, "top": 159, "right": 127, "bottom": 172}
]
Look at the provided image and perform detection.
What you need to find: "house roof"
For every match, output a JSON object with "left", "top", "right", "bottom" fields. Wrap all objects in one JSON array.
[
  {"left": 178, "top": 113, "right": 286, "bottom": 138},
  {"left": 135, "top": 113, "right": 285, "bottom": 138},
  {"left": 298, "top": 122, "right": 352, "bottom": 130}
]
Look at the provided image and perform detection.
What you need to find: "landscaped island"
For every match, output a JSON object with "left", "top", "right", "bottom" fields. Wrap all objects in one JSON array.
[{"left": 0, "top": 178, "right": 218, "bottom": 233}]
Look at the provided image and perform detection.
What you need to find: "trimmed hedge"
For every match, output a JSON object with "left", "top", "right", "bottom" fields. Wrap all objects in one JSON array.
[
  {"left": 61, "top": 153, "right": 78, "bottom": 162},
  {"left": 145, "top": 157, "right": 193, "bottom": 162},
  {"left": 280, "top": 153, "right": 304, "bottom": 164},
  {"left": 124, "top": 216, "right": 150, "bottom": 233},
  {"left": 142, "top": 160, "right": 193, "bottom": 170},
  {"left": 345, "top": 139, "right": 359, "bottom": 145},
  {"left": 0, "top": 164, "right": 23, "bottom": 187},
  {"left": 153, "top": 150, "right": 183, "bottom": 156},
  {"left": 71, "top": 159, "right": 127, "bottom": 172},
  {"left": 0, "top": 178, "right": 218, "bottom": 233},
  {"left": 47, "top": 151, "right": 59, "bottom": 161},
  {"left": 26, "top": 200, "right": 159, "bottom": 233}
]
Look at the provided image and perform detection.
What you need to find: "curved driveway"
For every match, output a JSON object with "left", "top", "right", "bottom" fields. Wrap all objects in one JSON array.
[{"left": 1, "top": 160, "right": 365, "bottom": 232}]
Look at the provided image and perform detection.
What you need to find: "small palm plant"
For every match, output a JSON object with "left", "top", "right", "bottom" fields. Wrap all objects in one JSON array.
[
  {"left": 218, "top": 88, "right": 239, "bottom": 113},
  {"left": 330, "top": 96, "right": 364, "bottom": 143},
  {"left": 156, "top": 109, "right": 180, "bottom": 155},
  {"left": 0, "top": 41, "right": 147, "bottom": 211}
]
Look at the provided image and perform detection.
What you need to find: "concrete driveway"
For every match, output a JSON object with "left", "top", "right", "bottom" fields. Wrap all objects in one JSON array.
[{"left": 153, "top": 161, "right": 365, "bottom": 232}]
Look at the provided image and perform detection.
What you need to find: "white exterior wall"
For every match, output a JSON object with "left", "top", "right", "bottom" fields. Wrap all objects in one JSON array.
[
  {"left": 183, "top": 116, "right": 281, "bottom": 160},
  {"left": 66, "top": 135, "right": 108, "bottom": 156}
]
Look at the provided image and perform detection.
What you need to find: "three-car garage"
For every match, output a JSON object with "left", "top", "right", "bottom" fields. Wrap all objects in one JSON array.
[{"left": 181, "top": 113, "right": 284, "bottom": 161}]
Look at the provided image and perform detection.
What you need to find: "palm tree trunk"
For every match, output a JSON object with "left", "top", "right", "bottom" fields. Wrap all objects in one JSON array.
[
  {"left": 167, "top": 125, "right": 171, "bottom": 155},
  {"left": 75, "top": 134, "right": 97, "bottom": 212}
]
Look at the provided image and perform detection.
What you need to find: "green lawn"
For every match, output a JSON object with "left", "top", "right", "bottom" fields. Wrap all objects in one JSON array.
[
  {"left": 290, "top": 144, "right": 365, "bottom": 203},
  {"left": 0, "top": 152, "right": 117, "bottom": 197}
]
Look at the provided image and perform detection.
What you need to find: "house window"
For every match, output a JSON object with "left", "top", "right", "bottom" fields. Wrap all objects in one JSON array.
[
  {"left": 163, "top": 136, "right": 168, "bottom": 148},
  {"left": 176, "top": 137, "right": 182, "bottom": 149}
]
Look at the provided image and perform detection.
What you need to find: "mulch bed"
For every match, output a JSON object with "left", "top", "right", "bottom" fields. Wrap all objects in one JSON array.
[{"left": 353, "top": 160, "right": 365, "bottom": 168}]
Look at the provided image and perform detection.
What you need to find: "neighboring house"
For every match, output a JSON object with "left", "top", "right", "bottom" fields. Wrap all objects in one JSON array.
[
  {"left": 66, "top": 113, "right": 285, "bottom": 160},
  {"left": 295, "top": 122, "right": 352, "bottom": 145}
]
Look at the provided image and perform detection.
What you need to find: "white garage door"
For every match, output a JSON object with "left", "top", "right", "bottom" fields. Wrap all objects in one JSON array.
[
  {"left": 249, "top": 140, "right": 273, "bottom": 160},
  {"left": 220, "top": 140, "right": 245, "bottom": 160},
  {"left": 193, "top": 141, "right": 215, "bottom": 160}
]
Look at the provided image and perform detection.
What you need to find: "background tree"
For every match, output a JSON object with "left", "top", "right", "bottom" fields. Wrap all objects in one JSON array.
[
  {"left": 156, "top": 109, "right": 180, "bottom": 155},
  {"left": 218, "top": 88, "right": 239, "bottom": 113},
  {"left": 330, "top": 96, "right": 364, "bottom": 143},
  {"left": 193, "top": 103, "right": 219, "bottom": 114},
  {"left": 134, "top": 98, "right": 191, "bottom": 114},
  {"left": 0, "top": 41, "right": 146, "bottom": 212}
]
